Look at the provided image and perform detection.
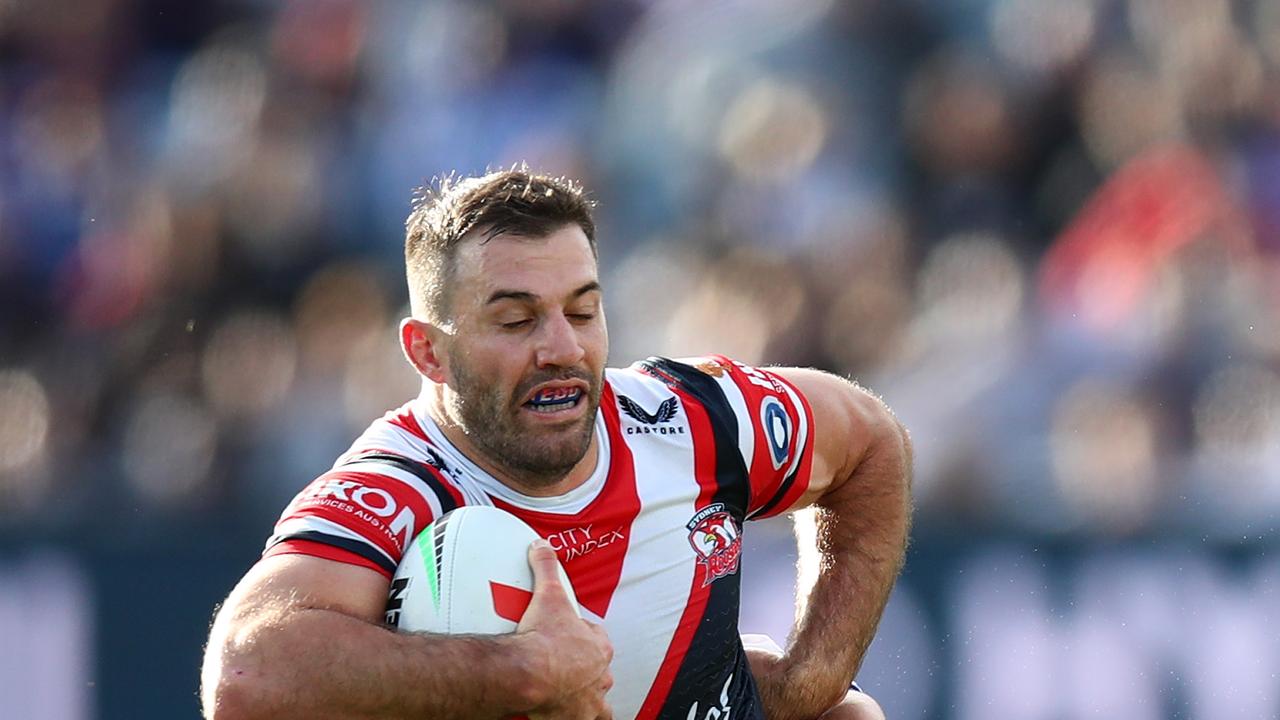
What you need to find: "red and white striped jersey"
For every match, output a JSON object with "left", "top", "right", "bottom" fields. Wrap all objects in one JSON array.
[{"left": 264, "top": 355, "right": 816, "bottom": 720}]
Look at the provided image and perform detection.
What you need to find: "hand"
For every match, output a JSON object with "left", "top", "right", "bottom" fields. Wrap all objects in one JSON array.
[
  {"left": 816, "top": 690, "right": 885, "bottom": 720},
  {"left": 743, "top": 634, "right": 883, "bottom": 720},
  {"left": 743, "top": 633, "right": 792, "bottom": 717},
  {"left": 517, "top": 539, "right": 614, "bottom": 720}
]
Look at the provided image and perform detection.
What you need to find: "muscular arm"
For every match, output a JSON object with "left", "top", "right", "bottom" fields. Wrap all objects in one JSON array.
[
  {"left": 202, "top": 546, "right": 611, "bottom": 720},
  {"left": 755, "top": 369, "right": 913, "bottom": 720},
  {"left": 201, "top": 554, "right": 538, "bottom": 720}
]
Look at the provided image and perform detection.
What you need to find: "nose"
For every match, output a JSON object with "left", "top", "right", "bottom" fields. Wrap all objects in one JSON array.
[{"left": 534, "top": 312, "right": 586, "bottom": 369}]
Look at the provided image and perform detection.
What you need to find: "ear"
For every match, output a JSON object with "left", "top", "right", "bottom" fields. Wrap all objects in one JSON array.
[{"left": 400, "top": 317, "right": 448, "bottom": 384}]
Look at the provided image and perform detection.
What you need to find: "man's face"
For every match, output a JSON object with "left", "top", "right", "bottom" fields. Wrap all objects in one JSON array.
[{"left": 438, "top": 224, "right": 607, "bottom": 486}]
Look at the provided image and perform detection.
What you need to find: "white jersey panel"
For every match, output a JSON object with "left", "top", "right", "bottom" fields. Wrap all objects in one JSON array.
[{"left": 598, "top": 368, "right": 704, "bottom": 718}]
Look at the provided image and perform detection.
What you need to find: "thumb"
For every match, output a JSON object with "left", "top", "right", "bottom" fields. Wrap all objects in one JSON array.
[{"left": 527, "top": 538, "right": 571, "bottom": 605}]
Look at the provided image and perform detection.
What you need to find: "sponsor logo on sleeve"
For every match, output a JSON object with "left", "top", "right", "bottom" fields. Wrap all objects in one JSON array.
[
  {"left": 760, "top": 396, "right": 791, "bottom": 470},
  {"left": 731, "top": 360, "right": 785, "bottom": 393},
  {"left": 687, "top": 503, "right": 742, "bottom": 585},
  {"left": 301, "top": 477, "right": 418, "bottom": 551}
]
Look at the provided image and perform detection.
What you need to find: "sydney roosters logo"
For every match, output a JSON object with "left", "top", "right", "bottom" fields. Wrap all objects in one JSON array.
[{"left": 687, "top": 503, "right": 741, "bottom": 586}]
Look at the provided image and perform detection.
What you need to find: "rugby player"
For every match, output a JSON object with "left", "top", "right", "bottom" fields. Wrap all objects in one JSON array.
[{"left": 201, "top": 169, "right": 911, "bottom": 720}]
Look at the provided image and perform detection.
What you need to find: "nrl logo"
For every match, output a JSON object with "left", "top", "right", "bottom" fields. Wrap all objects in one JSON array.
[
  {"left": 687, "top": 503, "right": 742, "bottom": 586},
  {"left": 617, "top": 395, "right": 685, "bottom": 435}
]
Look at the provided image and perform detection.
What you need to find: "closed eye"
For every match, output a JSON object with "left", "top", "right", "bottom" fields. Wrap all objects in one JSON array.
[{"left": 501, "top": 319, "right": 533, "bottom": 330}]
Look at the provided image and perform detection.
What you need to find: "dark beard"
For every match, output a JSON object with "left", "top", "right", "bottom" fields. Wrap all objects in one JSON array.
[{"left": 446, "top": 358, "right": 602, "bottom": 488}]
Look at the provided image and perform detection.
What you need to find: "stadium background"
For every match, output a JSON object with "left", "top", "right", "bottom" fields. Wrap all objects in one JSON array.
[{"left": 2, "top": 0, "right": 1278, "bottom": 718}]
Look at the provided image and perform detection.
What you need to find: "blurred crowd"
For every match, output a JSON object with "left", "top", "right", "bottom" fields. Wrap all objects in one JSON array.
[{"left": 1, "top": 0, "right": 1278, "bottom": 543}]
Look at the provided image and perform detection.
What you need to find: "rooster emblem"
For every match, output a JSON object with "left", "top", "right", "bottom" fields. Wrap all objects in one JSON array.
[{"left": 686, "top": 503, "right": 742, "bottom": 586}]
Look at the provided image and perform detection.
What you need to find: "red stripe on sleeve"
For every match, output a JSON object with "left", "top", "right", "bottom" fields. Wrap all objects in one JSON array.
[
  {"left": 744, "top": 403, "right": 775, "bottom": 508},
  {"left": 264, "top": 539, "right": 392, "bottom": 578},
  {"left": 752, "top": 371, "right": 816, "bottom": 518}
]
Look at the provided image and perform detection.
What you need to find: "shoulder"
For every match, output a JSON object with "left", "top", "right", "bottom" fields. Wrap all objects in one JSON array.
[
  {"left": 611, "top": 355, "right": 792, "bottom": 397},
  {"left": 262, "top": 402, "right": 473, "bottom": 577},
  {"left": 613, "top": 355, "right": 811, "bottom": 420},
  {"left": 610, "top": 356, "right": 815, "bottom": 478},
  {"left": 337, "top": 402, "right": 441, "bottom": 466}
]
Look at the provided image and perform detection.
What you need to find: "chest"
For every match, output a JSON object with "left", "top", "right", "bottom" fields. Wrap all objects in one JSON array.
[
  {"left": 508, "top": 477, "right": 749, "bottom": 720},
  {"left": 500, "top": 432, "right": 747, "bottom": 614}
]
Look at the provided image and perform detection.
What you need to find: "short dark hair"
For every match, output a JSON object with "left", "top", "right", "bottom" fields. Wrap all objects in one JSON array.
[{"left": 404, "top": 168, "right": 597, "bottom": 321}]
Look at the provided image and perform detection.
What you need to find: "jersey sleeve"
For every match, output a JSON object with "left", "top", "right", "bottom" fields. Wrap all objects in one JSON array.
[
  {"left": 262, "top": 452, "right": 461, "bottom": 577},
  {"left": 643, "top": 355, "right": 817, "bottom": 520}
]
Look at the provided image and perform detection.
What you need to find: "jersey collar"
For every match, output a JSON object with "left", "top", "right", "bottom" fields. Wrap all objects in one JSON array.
[{"left": 409, "top": 396, "right": 611, "bottom": 514}]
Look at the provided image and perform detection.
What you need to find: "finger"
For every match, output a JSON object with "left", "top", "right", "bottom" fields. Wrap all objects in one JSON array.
[{"left": 527, "top": 539, "right": 572, "bottom": 605}]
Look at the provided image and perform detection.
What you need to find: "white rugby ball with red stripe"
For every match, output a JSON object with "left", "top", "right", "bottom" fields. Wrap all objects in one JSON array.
[{"left": 384, "top": 505, "right": 579, "bottom": 634}]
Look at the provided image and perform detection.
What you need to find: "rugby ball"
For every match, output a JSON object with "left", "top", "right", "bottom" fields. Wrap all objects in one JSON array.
[{"left": 384, "top": 506, "right": 579, "bottom": 634}]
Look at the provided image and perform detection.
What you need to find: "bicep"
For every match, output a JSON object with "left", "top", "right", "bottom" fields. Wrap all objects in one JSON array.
[
  {"left": 211, "top": 554, "right": 391, "bottom": 645},
  {"left": 202, "top": 555, "right": 393, "bottom": 715},
  {"left": 224, "top": 553, "right": 391, "bottom": 621}
]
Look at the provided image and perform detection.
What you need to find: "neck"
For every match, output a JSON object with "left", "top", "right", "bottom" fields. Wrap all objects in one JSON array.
[{"left": 420, "top": 384, "right": 599, "bottom": 498}]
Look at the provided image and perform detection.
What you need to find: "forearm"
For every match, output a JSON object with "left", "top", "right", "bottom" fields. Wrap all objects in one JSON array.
[
  {"left": 770, "top": 416, "right": 913, "bottom": 719},
  {"left": 203, "top": 601, "right": 540, "bottom": 720}
]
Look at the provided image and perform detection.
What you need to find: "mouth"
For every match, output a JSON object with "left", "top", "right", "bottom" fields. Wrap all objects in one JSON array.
[{"left": 521, "top": 383, "right": 588, "bottom": 416}]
